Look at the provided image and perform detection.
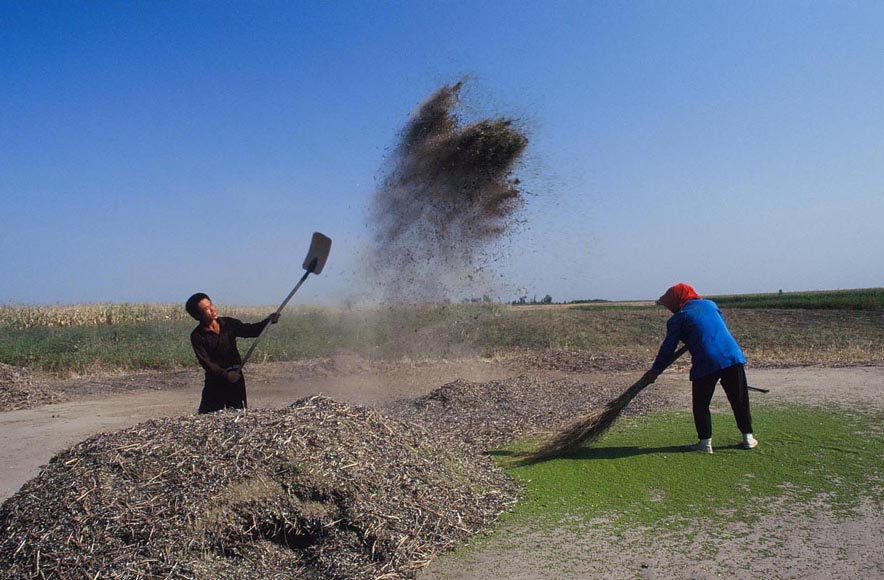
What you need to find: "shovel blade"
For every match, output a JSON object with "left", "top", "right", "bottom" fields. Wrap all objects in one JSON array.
[{"left": 303, "top": 232, "right": 332, "bottom": 274}]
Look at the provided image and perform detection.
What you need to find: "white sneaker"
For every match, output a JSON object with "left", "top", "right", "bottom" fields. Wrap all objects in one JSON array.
[
  {"left": 683, "top": 439, "right": 713, "bottom": 454},
  {"left": 741, "top": 434, "right": 758, "bottom": 449}
]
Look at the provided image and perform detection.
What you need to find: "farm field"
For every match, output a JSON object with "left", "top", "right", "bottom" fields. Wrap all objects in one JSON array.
[
  {"left": 1, "top": 296, "right": 882, "bottom": 578},
  {"left": 3, "top": 290, "right": 884, "bottom": 377},
  {"left": 8, "top": 3, "right": 884, "bottom": 576}
]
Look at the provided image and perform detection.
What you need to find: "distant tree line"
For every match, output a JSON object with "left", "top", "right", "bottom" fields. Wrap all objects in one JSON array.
[
  {"left": 457, "top": 294, "right": 618, "bottom": 306},
  {"left": 511, "top": 294, "right": 553, "bottom": 305}
]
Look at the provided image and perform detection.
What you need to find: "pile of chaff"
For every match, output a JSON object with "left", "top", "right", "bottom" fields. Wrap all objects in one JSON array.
[
  {"left": 0, "top": 396, "right": 517, "bottom": 579},
  {"left": 386, "top": 374, "right": 674, "bottom": 450},
  {"left": 513, "top": 347, "right": 651, "bottom": 373},
  {"left": 0, "top": 362, "right": 60, "bottom": 412}
]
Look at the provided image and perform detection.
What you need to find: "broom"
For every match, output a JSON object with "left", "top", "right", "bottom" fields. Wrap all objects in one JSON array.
[{"left": 522, "top": 345, "right": 688, "bottom": 463}]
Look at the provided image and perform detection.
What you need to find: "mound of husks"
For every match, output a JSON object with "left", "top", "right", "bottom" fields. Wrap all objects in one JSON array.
[
  {"left": 0, "top": 362, "right": 60, "bottom": 412},
  {"left": 387, "top": 375, "right": 675, "bottom": 450},
  {"left": 0, "top": 396, "right": 517, "bottom": 579}
]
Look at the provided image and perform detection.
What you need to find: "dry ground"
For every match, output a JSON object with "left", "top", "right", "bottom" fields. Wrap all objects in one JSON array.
[{"left": 1, "top": 356, "right": 882, "bottom": 579}]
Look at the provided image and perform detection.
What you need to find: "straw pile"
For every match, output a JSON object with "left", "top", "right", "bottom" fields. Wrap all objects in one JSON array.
[
  {"left": 514, "top": 348, "right": 654, "bottom": 373},
  {"left": 0, "top": 396, "right": 517, "bottom": 579},
  {"left": 0, "top": 362, "right": 61, "bottom": 412},
  {"left": 386, "top": 374, "right": 673, "bottom": 451}
]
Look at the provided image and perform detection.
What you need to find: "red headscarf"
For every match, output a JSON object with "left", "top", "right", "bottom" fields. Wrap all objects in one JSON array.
[{"left": 656, "top": 283, "right": 701, "bottom": 312}]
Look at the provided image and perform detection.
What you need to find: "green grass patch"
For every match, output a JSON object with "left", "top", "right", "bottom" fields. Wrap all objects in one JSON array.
[
  {"left": 497, "top": 406, "right": 884, "bottom": 531},
  {"left": 0, "top": 321, "right": 195, "bottom": 373}
]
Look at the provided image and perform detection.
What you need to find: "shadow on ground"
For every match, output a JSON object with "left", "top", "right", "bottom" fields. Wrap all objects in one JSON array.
[{"left": 491, "top": 442, "right": 759, "bottom": 467}]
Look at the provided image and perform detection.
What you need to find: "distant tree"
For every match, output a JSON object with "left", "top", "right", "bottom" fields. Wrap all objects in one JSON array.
[{"left": 541, "top": 294, "right": 553, "bottom": 304}]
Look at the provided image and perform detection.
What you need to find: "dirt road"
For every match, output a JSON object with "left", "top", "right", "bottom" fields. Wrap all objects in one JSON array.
[
  {"left": 0, "top": 357, "right": 516, "bottom": 502},
  {"left": 1, "top": 360, "right": 882, "bottom": 578}
]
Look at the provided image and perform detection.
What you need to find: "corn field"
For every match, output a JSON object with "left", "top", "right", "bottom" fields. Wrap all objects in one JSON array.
[{"left": 0, "top": 304, "right": 273, "bottom": 330}]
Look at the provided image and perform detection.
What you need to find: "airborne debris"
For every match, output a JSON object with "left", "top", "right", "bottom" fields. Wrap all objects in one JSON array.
[{"left": 369, "top": 80, "right": 529, "bottom": 303}]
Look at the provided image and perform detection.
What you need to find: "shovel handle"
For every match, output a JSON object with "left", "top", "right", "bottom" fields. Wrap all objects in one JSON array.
[
  {"left": 274, "top": 268, "right": 312, "bottom": 318},
  {"left": 239, "top": 268, "right": 312, "bottom": 369}
]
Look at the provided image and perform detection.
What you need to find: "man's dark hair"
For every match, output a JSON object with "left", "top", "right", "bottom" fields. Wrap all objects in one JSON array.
[{"left": 185, "top": 292, "right": 211, "bottom": 320}]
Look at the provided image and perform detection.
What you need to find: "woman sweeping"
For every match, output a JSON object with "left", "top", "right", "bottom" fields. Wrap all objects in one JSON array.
[{"left": 642, "top": 283, "right": 758, "bottom": 454}]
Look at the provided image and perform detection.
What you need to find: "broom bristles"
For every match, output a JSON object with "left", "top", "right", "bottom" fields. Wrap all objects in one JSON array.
[
  {"left": 521, "top": 378, "right": 649, "bottom": 463},
  {"left": 522, "top": 345, "right": 688, "bottom": 463}
]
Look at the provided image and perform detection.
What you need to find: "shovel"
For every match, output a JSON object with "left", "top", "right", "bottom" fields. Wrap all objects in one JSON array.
[{"left": 237, "top": 232, "right": 332, "bottom": 371}]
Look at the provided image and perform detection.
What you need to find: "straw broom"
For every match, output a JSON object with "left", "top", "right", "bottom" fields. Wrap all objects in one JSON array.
[{"left": 523, "top": 345, "right": 688, "bottom": 463}]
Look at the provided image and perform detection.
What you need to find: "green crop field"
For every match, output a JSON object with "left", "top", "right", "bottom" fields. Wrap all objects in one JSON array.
[
  {"left": 708, "top": 287, "right": 884, "bottom": 310},
  {"left": 568, "top": 287, "right": 884, "bottom": 311}
]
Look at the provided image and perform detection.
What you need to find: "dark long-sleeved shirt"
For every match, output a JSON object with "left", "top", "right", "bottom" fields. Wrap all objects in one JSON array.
[
  {"left": 651, "top": 299, "right": 746, "bottom": 380},
  {"left": 190, "top": 316, "right": 269, "bottom": 381}
]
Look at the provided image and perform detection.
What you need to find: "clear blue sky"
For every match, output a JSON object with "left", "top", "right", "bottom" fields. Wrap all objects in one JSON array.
[{"left": 3, "top": 1, "right": 883, "bottom": 305}]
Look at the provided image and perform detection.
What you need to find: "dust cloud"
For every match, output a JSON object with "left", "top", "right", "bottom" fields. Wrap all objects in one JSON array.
[{"left": 367, "top": 81, "right": 529, "bottom": 304}]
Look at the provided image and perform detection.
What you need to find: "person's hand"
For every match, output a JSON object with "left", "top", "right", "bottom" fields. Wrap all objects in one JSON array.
[
  {"left": 269, "top": 313, "right": 280, "bottom": 324},
  {"left": 641, "top": 370, "right": 659, "bottom": 385},
  {"left": 225, "top": 369, "right": 242, "bottom": 383}
]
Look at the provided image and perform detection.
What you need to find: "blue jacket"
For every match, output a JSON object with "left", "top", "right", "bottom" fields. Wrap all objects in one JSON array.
[{"left": 651, "top": 299, "right": 746, "bottom": 380}]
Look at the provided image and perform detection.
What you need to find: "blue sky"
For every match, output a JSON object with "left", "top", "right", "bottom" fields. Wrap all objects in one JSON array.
[{"left": 2, "top": 1, "right": 883, "bottom": 305}]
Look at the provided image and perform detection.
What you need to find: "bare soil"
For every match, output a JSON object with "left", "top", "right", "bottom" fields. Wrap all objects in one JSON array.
[{"left": 2, "top": 357, "right": 882, "bottom": 579}]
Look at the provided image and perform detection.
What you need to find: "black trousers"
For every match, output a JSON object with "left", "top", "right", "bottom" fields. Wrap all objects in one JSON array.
[
  {"left": 691, "top": 364, "right": 752, "bottom": 439},
  {"left": 198, "top": 376, "right": 247, "bottom": 413}
]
